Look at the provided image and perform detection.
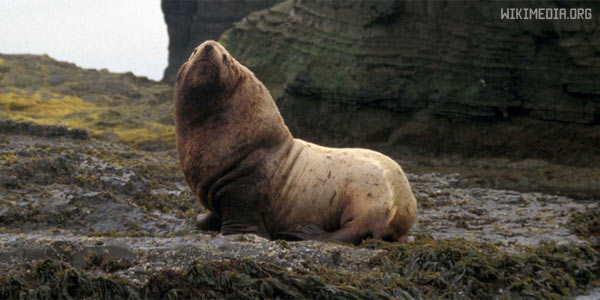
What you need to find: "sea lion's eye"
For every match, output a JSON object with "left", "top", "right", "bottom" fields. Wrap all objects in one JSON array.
[{"left": 222, "top": 54, "right": 227, "bottom": 61}]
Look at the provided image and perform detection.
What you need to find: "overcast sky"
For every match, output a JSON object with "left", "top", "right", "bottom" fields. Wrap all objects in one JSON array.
[{"left": 0, "top": 0, "right": 168, "bottom": 81}]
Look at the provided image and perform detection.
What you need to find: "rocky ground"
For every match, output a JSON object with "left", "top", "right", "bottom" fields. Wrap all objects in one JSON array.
[
  {"left": 1, "top": 120, "right": 599, "bottom": 299},
  {"left": 1, "top": 53, "right": 599, "bottom": 299}
]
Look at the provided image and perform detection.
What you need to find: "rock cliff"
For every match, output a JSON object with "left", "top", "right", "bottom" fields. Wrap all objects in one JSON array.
[
  {"left": 161, "top": 0, "right": 282, "bottom": 83},
  {"left": 214, "top": 0, "right": 600, "bottom": 165}
]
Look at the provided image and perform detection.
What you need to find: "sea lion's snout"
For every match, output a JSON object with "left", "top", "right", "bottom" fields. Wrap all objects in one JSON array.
[
  {"left": 193, "top": 42, "right": 220, "bottom": 66},
  {"left": 188, "top": 41, "right": 217, "bottom": 62}
]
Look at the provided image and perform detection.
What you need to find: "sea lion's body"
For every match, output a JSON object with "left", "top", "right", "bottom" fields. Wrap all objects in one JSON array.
[{"left": 174, "top": 40, "right": 416, "bottom": 243}]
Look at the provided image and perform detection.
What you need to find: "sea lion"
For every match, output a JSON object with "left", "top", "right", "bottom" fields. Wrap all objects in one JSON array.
[{"left": 174, "top": 40, "right": 417, "bottom": 243}]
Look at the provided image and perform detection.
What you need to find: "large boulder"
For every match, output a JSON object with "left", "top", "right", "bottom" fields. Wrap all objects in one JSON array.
[
  {"left": 161, "top": 0, "right": 282, "bottom": 83},
  {"left": 216, "top": 0, "right": 600, "bottom": 165}
]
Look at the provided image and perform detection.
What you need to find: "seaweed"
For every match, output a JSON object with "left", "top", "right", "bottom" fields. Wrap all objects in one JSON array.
[
  {"left": 569, "top": 205, "right": 600, "bottom": 242},
  {"left": 84, "top": 252, "right": 134, "bottom": 273},
  {"left": 0, "top": 259, "right": 140, "bottom": 300},
  {"left": 1, "top": 236, "right": 598, "bottom": 300},
  {"left": 361, "top": 236, "right": 600, "bottom": 299}
]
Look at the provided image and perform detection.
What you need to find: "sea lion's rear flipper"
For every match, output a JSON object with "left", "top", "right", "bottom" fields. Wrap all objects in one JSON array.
[
  {"left": 194, "top": 213, "right": 222, "bottom": 232},
  {"left": 276, "top": 224, "right": 328, "bottom": 241},
  {"left": 278, "top": 224, "right": 369, "bottom": 244},
  {"left": 317, "top": 226, "right": 370, "bottom": 244}
]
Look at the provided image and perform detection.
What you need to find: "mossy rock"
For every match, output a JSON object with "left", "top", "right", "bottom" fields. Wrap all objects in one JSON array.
[{"left": 0, "top": 54, "right": 174, "bottom": 151}]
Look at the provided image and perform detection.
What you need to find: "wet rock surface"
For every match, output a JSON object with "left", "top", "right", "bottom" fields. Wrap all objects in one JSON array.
[
  {"left": 1, "top": 122, "right": 599, "bottom": 299},
  {"left": 409, "top": 173, "right": 596, "bottom": 246},
  {"left": 0, "top": 124, "right": 195, "bottom": 236}
]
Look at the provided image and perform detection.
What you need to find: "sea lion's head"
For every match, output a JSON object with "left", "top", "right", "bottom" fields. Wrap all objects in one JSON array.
[{"left": 175, "top": 40, "right": 242, "bottom": 95}]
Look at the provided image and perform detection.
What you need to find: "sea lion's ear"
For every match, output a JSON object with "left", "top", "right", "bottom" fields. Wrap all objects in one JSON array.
[{"left": 222, "top": 54, "right": 228, "bottom": 62}]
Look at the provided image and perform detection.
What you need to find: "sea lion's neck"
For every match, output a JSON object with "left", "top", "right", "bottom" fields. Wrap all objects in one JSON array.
[
  {"left": 173, "top": 75, "right": 293, "bottom": 196},
  {"left": 174, "top": 75, "right": 246, "bottom": 123}
]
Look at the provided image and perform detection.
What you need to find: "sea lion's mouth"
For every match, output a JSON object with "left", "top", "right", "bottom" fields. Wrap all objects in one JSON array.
[
  {"left": 195, "top": 58, "right": 217, "bottom": 68},
  {"left": 192, "top": 58, "right": 219, "bottom": 78},
  {"left": 196, "top": 57, "right": 215, "bottom": 65}
]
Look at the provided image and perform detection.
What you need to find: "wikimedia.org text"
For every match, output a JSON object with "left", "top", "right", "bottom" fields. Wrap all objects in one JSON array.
[{"left": 501, "top": 8, "right": 592, "bottom": 20}]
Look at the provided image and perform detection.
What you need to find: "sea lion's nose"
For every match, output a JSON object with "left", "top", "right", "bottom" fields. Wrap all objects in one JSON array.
[{"left": 204, "top": 44, "right": 213, "bottom": 53}]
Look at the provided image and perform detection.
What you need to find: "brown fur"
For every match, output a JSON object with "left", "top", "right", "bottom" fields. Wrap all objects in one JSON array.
[{"left": 174, "top": 40, "right": 417, "bottom": 243}]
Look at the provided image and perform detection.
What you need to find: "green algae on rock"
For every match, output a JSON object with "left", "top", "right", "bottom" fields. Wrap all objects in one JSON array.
[{"left": 0, "top": 54, "right": 174, "bottom": 151}]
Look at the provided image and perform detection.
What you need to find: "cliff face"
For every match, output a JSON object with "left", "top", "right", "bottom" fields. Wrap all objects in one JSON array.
[
  {"left": 161, "top": 0, "right": 281, "bottom": 83},
  {"left": 216, "top": 0, "right": 600, "bottom": 165}
]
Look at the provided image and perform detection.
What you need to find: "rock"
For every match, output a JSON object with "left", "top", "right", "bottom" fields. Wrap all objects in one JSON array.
[
  {"left": 1, "top": 120, "right": 599, "bottom": 299},
  {"left": 0, "top": 122, "right": 195, "bottom": 234},
  {"left": 0, "top": 119, "right": 88, "bottom": 140},
  {"left": 0, "top": 174, "right": 18, "bottom": 187},
  {"left": 198, "top": 0, "right": 600, "bottom": 166},
  {"left": 0, "top": 54, "right": 175, "bottom": 151},
  {"left": 160, "top": 0, "right": 282, "bottom": 83}
]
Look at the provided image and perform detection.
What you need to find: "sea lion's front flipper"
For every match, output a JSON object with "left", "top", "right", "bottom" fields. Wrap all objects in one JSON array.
[{"left": 194, "top": 213, "right": 222, "bottom": 232}]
